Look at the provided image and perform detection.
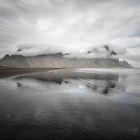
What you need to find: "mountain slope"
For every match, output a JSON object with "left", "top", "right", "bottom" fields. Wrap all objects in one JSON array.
[{"left": 0, "top": 54, "right": 132, "bottom": 68}]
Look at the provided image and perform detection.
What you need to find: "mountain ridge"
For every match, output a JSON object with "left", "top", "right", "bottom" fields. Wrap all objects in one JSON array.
[{"left": 0, "top": 53, "right": 132, "bottom": 68}]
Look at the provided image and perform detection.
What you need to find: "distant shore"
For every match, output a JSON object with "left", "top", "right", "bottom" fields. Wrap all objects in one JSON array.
[{"left": 0, "top": 67, "right": 58, "bottom": 78}]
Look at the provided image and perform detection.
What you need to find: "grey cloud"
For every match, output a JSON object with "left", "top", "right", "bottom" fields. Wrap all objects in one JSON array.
[{"left": 0, "top": 0, "right": 140, "bottom": 63}]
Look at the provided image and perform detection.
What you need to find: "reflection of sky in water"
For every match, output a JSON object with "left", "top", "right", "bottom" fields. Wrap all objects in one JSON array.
[
  {"left": 0, "top": 69, "right": 140, "bottom": 139},
  {"left": 0, "top": 69, "right": 140, "bottom": 108}
]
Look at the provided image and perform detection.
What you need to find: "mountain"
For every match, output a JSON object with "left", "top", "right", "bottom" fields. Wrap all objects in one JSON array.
[{"left": 0, "top": 53, "right": 132, "bottom": 68}]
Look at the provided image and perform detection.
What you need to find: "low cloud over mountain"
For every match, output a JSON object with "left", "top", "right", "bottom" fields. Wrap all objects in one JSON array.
[{"left": 0, "top": 0, "right": 140, "bottom": 66}]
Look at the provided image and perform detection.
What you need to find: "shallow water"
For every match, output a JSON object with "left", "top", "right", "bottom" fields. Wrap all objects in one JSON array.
[{"left": 0, "top": 68, "right": 140, "bottom": 140}]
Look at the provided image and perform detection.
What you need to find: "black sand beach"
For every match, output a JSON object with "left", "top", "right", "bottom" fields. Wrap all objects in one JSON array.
[{"left": 0, "top": 68, "right": 140, "bottom": 140}]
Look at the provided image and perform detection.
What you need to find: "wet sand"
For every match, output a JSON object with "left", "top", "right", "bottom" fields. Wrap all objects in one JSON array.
[
  {"left": 0, "top": 68, "right": 140, "bottom": 140},
  {"left": 0, "top": 68, "right": 57, "bottom": 78}
]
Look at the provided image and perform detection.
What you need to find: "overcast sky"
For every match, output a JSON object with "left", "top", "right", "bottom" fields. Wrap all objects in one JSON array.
[{"left": 0, "top": 0, "right": 140, "bottom": 66}]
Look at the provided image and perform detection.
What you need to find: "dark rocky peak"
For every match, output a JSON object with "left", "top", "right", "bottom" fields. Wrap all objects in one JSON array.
[
  {"left": 17, "top": 48, "right": 23, "bottom": 52},
  {"left": 103, "top": 45, "right": 117, "bottom": 56},
  {"left": 1, "top": 54, "right": 24, "bottom": 61},
  {"left": 110, "top": 51, "right": 117, "bottom": 56},
  {"left": 37, "top": 52, "right": 63, "bottom": 57},
  {"left": 3, "top": 54, "right": 10, "bottom": 58},
  {"left": 87, "top": 48, "right": 98, "bottom": 54},
  {"left": 37, "top": 52, "right": 70, "bottom": 58},
  {"left": 104, "top": 45, "right": 110, "bottom": 52}
]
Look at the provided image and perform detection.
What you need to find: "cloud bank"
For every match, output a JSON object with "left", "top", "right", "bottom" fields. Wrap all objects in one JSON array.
[{"left": 0, "top": 0, "right": 140, "bottom": 66}]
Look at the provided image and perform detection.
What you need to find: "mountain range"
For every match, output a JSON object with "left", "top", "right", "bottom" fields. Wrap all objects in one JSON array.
[{"left": 0, "top": 52, "right": 132, "bottom": 68}]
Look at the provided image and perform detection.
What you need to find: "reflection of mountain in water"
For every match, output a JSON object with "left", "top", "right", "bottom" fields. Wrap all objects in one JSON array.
[
  {"left": 14, "top": 69, "right": 123, "bottom": 95},
  {"left": 0, "top": 68, "right": 140, "bottom": 140}
]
